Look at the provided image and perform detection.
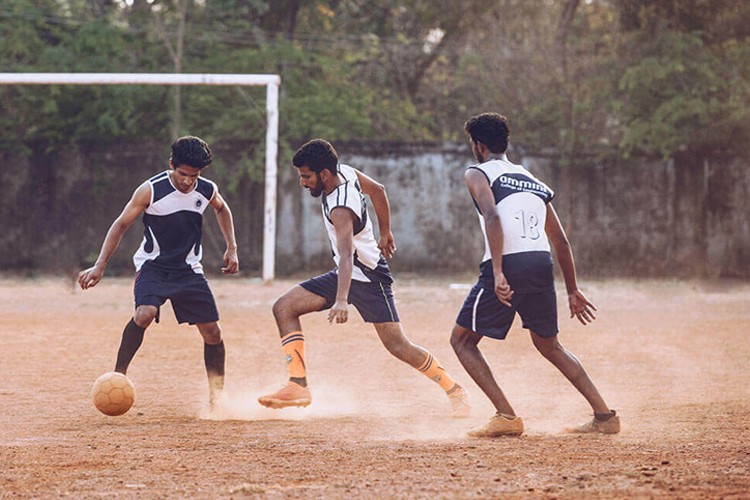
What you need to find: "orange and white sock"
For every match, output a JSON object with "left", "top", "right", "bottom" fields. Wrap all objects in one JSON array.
[
  {"left": 417, "top": 352, "right": 459, "bottom": 393},
  {"left": 281, "top": 331, "right": 306, "bottom": 381}
]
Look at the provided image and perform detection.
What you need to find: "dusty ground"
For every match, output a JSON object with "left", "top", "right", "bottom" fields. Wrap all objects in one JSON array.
[{"left": 1, "top": 275, "right": 748, "bottom": 499}]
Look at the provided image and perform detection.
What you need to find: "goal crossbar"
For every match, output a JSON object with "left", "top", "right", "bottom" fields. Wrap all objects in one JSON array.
[{"left": 0, "top": 72, "right": 280, "bottom": 282}]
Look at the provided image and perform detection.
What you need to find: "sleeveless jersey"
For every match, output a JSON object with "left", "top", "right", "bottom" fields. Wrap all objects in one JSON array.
[
  {"left": 132, "top": 170, "right": 216, "bottom": 273},
  {"left": 321, "top": 164, "right": 392, "bottom": 283},
  {"left": 469, "top": 158, "right": 555, "bottom": 292}
]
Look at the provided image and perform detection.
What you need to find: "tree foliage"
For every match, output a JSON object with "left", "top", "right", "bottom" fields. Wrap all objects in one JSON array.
[
  {"left": 613, "top": 0, "right": 750, "bottom": 157},
  {"left": 0, "top": 0, "right": 747, "bottom": 163}
]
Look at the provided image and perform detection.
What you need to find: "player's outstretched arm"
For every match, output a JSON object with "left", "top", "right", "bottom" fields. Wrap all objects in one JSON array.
[
  {"left": 78, "top": 183, "right": 150, "bottom": 290},
  {"left": 210, "top": 190, "right": 239, "bottom": 275},
  {"left": 329, "top": 207, "right": 356, "bottom": 324},
  {"left": 544, "top": 203, "right": 597, "bottom": 325},
  {"left": 354, "top": 168, "right": 396, "bottom": 259},
  {"left": 465, "top": 168, "right": 512, "bottom": 306}
]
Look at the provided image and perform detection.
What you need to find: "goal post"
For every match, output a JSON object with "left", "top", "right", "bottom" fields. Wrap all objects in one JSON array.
[{"left": 0, "top": 72, "right": 280, "bottom": 282}]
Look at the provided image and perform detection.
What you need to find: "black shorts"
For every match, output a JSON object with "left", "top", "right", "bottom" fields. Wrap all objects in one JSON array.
[
  {"left": 456, "top": 284, "right": 559, "bottom": 339},
  {"left": 300, "top": 270, "right": 400, "bottom": 324},
  {"left": 134, "top": 263, "right": 219, "bottom": 325}
]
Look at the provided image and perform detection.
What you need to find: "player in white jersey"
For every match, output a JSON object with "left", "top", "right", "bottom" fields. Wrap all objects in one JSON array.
[
  {"left": 450, "top": 113, "right": 619, "bottom": 436},
  {"left": 258, "top": 139, "right": 471, "bottom": 418},
  {"left": 78, "top": 136, "right": 239, "bottom": 411}
]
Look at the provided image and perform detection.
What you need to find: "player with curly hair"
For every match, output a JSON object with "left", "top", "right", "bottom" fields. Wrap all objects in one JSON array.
[
  {"left": 78, "top": 136, "right": 239, "bottom": 411},
  {"left": 451, "top": 113, "right": 619, "bottom": 436}
]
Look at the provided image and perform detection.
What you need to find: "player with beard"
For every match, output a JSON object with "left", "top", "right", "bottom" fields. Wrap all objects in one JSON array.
[{"left": 258, "top": 139, "right": 471, "bottom": 418}]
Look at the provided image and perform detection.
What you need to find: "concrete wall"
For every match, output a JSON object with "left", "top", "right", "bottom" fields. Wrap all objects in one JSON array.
[
  {"left": 276, "top": 143, "right": 750, "bottom": 279},
  {"left": 2, "top": 141, "right": 748, "bottom": 279}
]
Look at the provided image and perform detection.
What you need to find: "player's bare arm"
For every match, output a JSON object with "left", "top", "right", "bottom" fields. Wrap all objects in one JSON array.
[
  {"left": 355, "top": 168, "right": 396, "bottom": 259},
  {"left": 209, "top": 190, "right": 239, "bottom": 275},
  {"left": 78, "top": 183, "right": 151, "bottom": 290},
  {"left": 464, "top": 168, "right": 513, "bottom": 306},
  {"left": 328, "top": 207, "right": 356, "bottom": 324},
  {"left": 544, "top": 203, "right": 597, "bottom": 325}
]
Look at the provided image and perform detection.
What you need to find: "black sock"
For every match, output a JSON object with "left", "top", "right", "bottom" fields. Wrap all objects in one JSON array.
[
  {"left": 290, "top": 376, "right": 307, "bottom": 388},
  {"left": 204, "top": 340, "right": 226, "bottom": 393},
  {"left": 115, "top": 319, "right": 146, "bottom": 374},
  {"left": 595, "top": 410, "right": 616, "bottom": 421}
]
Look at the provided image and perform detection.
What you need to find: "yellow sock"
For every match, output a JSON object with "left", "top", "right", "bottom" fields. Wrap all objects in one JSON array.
[
  {"left": 417, "top": 352, "right": 458, "bottom": 392},
  {"left": 281, "top": 331, "right": 306, "bottom": 379}
]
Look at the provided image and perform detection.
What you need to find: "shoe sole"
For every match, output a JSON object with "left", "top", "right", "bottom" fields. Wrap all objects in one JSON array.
[
  {"left": 468, "top": 430, "right": 523, "bottom": 437},
  {"left": 258, "top": 397, "right": 312, "bottom": 409},
  {"left": 565, "top": 425, "right": 620, "bottom": 434},
  {"left": 566, "top": 429, "right": 620, "bottom": 434}
]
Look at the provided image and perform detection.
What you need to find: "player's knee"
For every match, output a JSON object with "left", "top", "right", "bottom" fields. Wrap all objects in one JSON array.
[
  {"left": 449, "top": 331, "right": 462, "bottom": 351},
  {"left": 532, "top": 335, "right": 559, "bottom": 358},
  {"left": 199, "top": 324, "right": 222, "bottom": 344},
  {"left": 272, "top": 296, "right": 294, "bottom": 322},
  {"left": 450, "top": 327, "right": 472, "bottom": 353},
  {"left": 133, "top": 307, "right": 157, "bottom": 328}
]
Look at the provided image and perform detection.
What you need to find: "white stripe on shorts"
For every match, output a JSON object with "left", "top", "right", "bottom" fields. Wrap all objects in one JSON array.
[
  {"left": 472, "top": 288, "right": 484, "bottom": 332},
  {"left": 379, "top": 282, "right": 396, "bottom": 322}
]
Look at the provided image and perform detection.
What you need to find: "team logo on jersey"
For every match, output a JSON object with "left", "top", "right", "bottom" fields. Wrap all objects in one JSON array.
[
  {"left": 498, "top": 175, "right": 549, "bottom": 196},
  {"left": 195, "top": 198, "right": 203, "bottom": 209},
  {"left": 492, "top": 173, "right": 553, "bottom": 204}
]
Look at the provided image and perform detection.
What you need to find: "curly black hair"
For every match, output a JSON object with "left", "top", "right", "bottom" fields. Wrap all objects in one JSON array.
[
  {"left": 292, "top": 139, "right": 338, "bottom": 174},
  {"left": 170, "top": 136, "right": 213, "bottom": 169},
  {"left": 464, "top": 113, "right": 510, "bottom": 154}
]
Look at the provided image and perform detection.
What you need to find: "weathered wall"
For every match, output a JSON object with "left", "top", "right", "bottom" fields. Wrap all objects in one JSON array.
[
  {"left": 1, "top": 141, "right": 748, "bottom": 278},
  {"left": 522, "top": 151, "right": 750, "bottom": 277},
  {"left": 0, "top": 141, "right": 266, "bottom": 275},
  {"left": 277, "top": 143, "right": 750, "bottom": 279}
]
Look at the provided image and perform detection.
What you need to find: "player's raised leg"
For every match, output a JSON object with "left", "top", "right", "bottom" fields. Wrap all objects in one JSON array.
[
  {"left": 374, "top": 322, "right": 471, "bottom": 418},
  {"left": 530, "top": 331, "right": 620, "bottom": 434},
  {"left": 258, "top": 285, "right": 327, "bottom": 409},
  {"left": 114, "top": 305, "right": 157, "bottom": 374}
]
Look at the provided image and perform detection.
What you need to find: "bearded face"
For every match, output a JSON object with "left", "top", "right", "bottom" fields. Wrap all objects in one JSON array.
[{"left": 297, "top": 165, "right": 326, "bottom": 197}]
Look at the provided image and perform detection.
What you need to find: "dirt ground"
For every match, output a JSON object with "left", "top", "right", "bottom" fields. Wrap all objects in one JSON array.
[{"left": 1, "top": 275, "right": 749, "bottom": 499}]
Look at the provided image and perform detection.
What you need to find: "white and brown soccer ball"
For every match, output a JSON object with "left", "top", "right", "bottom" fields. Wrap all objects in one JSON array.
[{"left": 91, "top": 372, "right": 135, "bottom": 416}]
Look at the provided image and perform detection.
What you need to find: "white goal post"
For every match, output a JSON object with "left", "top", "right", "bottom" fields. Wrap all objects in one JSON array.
[{"left": 0, "top": 72, "right": 280, "bottom": 282}]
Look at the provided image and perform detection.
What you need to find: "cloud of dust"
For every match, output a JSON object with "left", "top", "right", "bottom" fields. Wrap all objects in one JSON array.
[
  {"left": 200, "top": 380, "right": 364, "bottom": 421},
  {"left": 199, "top": 380, "right": 476, "bottom": 441}
]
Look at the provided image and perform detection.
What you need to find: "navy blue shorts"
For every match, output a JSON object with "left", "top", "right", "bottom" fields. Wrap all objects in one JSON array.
[
  {"left": 456, "top": 284, "right": 559, "bottom": 340},
  {"left": 134, "top": 263, "right": 219, "bottom": 325},
  {"left": 299, "top": 270, "right": 400, "bottom": 323}
]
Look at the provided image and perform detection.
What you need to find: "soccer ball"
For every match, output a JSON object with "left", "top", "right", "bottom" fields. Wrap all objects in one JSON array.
[{"left": 91, "top": 372, "right": 135, "bottom": 416}]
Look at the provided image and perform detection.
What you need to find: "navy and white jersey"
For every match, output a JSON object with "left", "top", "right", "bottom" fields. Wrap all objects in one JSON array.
[
  {"left": 132, "top": 170, "right": 216, "bottom": 273},
  {"left": 469, "top": 157, "right": 556, "bottom": 292},
  {"left": 321, "top": 164, "right": 392, "bottom": 284}
]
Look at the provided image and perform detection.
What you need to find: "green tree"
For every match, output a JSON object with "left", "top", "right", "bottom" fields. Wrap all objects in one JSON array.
[
  {"left": 613, "top": 0, "right": 750, "bottom": 158},
  {"left": 0, "top": 0, "right": 172, "bottom": 152}
]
